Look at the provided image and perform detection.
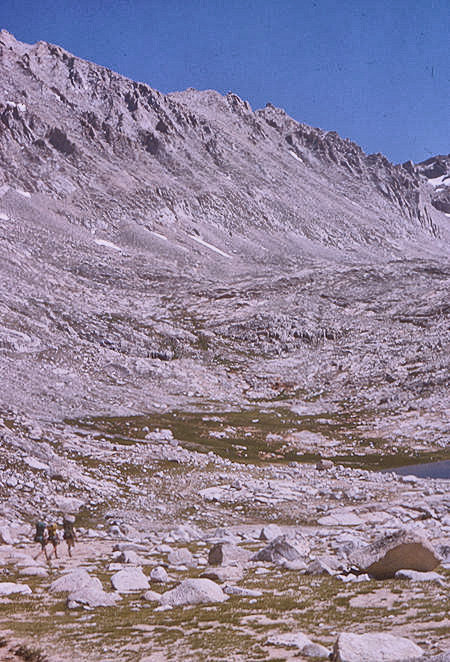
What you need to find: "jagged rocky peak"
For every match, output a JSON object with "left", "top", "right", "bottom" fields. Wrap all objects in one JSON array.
[
  {"left": 417, "top": 154, "right": 450, "bottom": 179},
  {"left": 415, "top": 155, "right": 450, "bottom": 214},
  {"left": 0, "top": 28, "right": 30, "bottom": 53}
]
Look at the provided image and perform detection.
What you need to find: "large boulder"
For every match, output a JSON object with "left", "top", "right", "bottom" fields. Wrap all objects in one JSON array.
[
  {"left": 0, "top": 582, "right": 32, "bottom": 596},
  {"left": 331, "top": 632, "right": 423, "bottom": 661},
  {"left": 208, "top": 542, "right": 251, "bottom": 567},
  {"left": 111, "top": 567, "right": 149, "bottom": 592},
  {"left": 50, "top": 569, "right": 101, "bottom": 594},
  {"left": 252, "top": 534, "right": 309, "bottom": 565},
  {"left": 350, "top": 530, "right": 441, "bottom": 579},
  {"left": 160, "top": 578, "right": 229, "bottom": 607},
  {"left": 67, "top": 586, "right": 120, "bottom": 608}
]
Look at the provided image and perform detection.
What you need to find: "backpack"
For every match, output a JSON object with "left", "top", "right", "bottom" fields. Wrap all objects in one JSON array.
[
  {"left": 34, "top": 521, "right": 46, "bottom": 543},
  {"left": 47, "top": 523, "right": 58, "bottom": 540},
  {"left": 63, "top": 519, "right": 74, "bottom": 539}
]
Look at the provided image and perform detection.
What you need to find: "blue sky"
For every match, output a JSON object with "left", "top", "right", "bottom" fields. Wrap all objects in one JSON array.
[{"left": 2, "top": 0, "right": 448, "bottom": 163}]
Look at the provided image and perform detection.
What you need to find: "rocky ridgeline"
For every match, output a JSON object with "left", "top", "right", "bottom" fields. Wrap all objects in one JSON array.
[{"left": 0, "top": 29, "right": 447, "bottom": 250}]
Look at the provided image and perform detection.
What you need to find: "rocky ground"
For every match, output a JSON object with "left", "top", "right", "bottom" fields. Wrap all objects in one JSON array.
[
  {"left": 0, "top": 30, "right": 449, "bottom": 661},
  {"left": 0, "top": 421, "right": 449, "bottom": 661}
]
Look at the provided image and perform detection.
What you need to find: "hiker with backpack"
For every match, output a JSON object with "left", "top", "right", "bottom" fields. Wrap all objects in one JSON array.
[
  {"left": 63, "top": 515, "right": 77, "bottom": 557},
  {"left": 33, "top": 520, "right": 49, "bottom": 561},
  {"left": 46, "top": 522, "right": 60, "bottom": 559}
]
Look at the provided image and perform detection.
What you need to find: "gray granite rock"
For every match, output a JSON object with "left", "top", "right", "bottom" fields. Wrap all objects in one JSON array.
[
  {"left": 111, "top": 567, "right": 149, "bottom": 592},
  {"left": 160, "top": 578, "right": 229, "bottom": 606},
  {"left": 331, "top": 632, "right": 423, "bottom": 661}
]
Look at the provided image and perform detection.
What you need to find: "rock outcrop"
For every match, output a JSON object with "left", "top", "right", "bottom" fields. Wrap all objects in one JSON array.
[{"left": 331, "top": 632, "right": 424, "bottom": 662}]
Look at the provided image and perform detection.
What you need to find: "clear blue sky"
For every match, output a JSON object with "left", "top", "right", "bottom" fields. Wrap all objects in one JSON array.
[{"left": 2, "top": 0, "right": 448, "bottom": 163}]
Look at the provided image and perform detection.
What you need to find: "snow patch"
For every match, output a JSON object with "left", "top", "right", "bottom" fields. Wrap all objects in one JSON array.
[
  {"left": 94, "top": 238, "right": 121, "bottom": 251},
  {"left": 289, "top": 150, "right": 303, "bottom": 163},
  {"left": 6, "top": 101, "right": 26, "bottom": 112},
  {"left": 188, "top": 235, "right": 232, "bottom": 259},
  {"left": 427, "top": 174, "right": 450, "bottom": 188},
  {"left": 151, "top": 231, "right": 168, "bottom": 241},
  {"left": 16, "top": 189, "right": 31, "bottom": 198},
  {"left": 0, "top": 212, "right": 9, "bottom": 221}
]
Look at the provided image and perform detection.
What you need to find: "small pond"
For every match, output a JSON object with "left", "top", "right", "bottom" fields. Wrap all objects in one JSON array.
[{"left": 383, "top": 459, "right": 450, "bottom": 480}]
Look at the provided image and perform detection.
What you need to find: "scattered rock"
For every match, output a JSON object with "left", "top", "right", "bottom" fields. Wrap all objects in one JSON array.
[
  {"left": 142, "top": 590, "right": 162, "bottom": 602},
  {"left": 0, "top": 526, "right": 16, "bottom": 545},
  {"left": 267, "top": 632, "right": 330, "bottom": 658},
  {"left": 305, "top": 558, "right": 336, "bottom": 576},
  {"left": 395, "top": 569, "right": 445, "bottom": 584},
  {"left": 252, "top": 534, "right": 309, "bottom": 565},
  {"left": 281, "top": 558, "right": 308, "bottom": 571},
  {"left": 19, "top": 566, "right": 48, "bottom": 577},
  {"left": 337, "top": 573, "right": 371, "bottom": 583},
  {"left": 259, "top": 524, "right": 283, "bottom": 541},
  {"left": 318, "top": 510, "right": 364, "bottom": 526},
  {"left": 150, "top": 566, "right": 169, "bottom": 583},
  {"left": 0, "top": 582, "right": 32, "bottom": 595},
  {"left": 167, "top": 547, "right": 194, "bottom": 567},
  {"left": 53, "top": 496, "right": 84, "bottom": 512},
  {"left": 165, "top": 524, "right": 203, "bottom": 542},
  {"left": 113, "top": 542, "right": 148, "bottom": 553},
  {"left": 223, "top": 584, "right": 263, "bottom": 597},
  {"left": 201, "top": 565, "right": 244, "bottom": 583}
]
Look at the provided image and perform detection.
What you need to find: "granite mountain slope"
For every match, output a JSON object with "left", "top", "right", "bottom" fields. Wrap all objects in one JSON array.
[{"left": 0, "top": 29, "right": 448, "bottom": 444}]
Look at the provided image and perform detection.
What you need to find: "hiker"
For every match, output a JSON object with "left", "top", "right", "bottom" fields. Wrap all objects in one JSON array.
[
  {"left": 33, "top": 520, "right": 49, "bottom": 561},
  {"left": 63, "top": 515, "right": 77, "bottom": 557},
  {"left": 47, "top": 522, "right": 59, "bottom": 559}
]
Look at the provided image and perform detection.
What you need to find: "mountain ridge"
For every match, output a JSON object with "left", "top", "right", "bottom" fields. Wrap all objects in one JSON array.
[{"left": 1, "top": 28, "right": 448, "bottom": 266}]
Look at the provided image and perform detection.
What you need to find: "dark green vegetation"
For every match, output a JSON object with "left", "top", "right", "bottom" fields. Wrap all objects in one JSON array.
[{"left": 69, "top": 405, "right": 450, "bottom": 473}]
